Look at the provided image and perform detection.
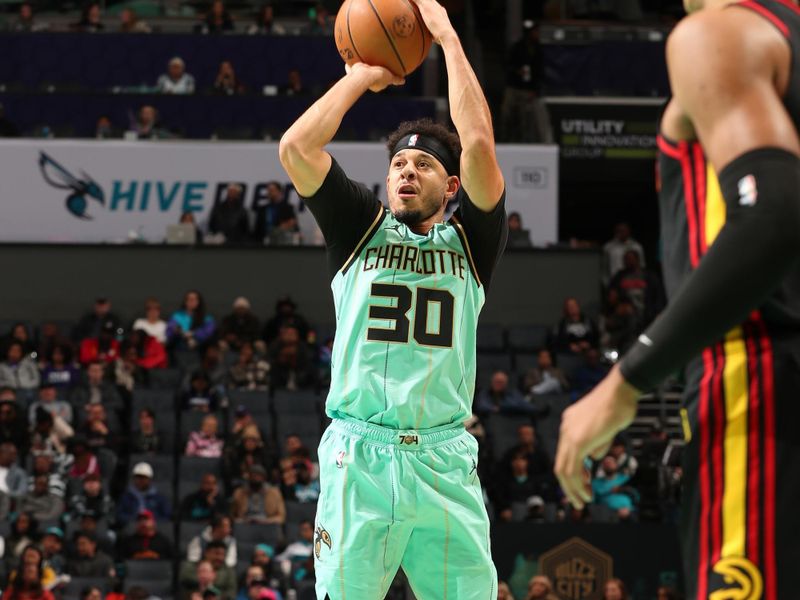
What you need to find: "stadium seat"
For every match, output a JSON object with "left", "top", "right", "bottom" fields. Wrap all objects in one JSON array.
[
  {"left": 178, "top": 520, "right": 207, "bottom": 554},
  {"left": 476, "top": 353, "right": 513, "bottom": 376},
  {"left": 148, "top": 368, "right": 183, "bottom": 390},
  {"left": 555, "top": 353, "right": 586, "bottom": 381},
  {"left": 174, "top": 350, "right": 201, "bottom": 371},
  {"left": 132, "top": 389, "right": 176, "bottom": 416},
  {"left": 514, "top": 352, "right": 539, "bottom": 375},
  {"left": 233, "top": 523, "right": 282, "bottom": 547},
  {"left": 124, "top": 559, "right": 173, "bottom": 580},
  {"left": 476, "top": 324, "right": 506, "bottom": 352},
  {"left": 272, "top": 390, "right": 321, "bottom": 415},
  {"left": 285, "top": 501, "right": 317, "bottom": 524},
  {"left": 178, "top": 456, "right": 223, "bottom": 483},
  {"left": 485, "top": 414, "right": 533, "bottom": 460},
  {"left": 61, "top": 577, "right": 110, "bottom": 600},
  {"left": 227, "top": 390, "right": 271, "bottom": 415},
  {"left": 125, "top": 578, "right": 173, "bottom": 598},
  {"left": 507, "top": 325, "right": 549, "bottom": 352}
]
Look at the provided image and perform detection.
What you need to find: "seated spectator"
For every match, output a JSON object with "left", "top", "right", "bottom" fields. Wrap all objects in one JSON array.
[
  {"left": 114, "top": 344, "right": 146, "bottom": 395},
  {"left": 70, "top": 511, "right": 115, "bottom": 557},
  {"left": 181, "top": 371, "right": 221, "bottom": 413},
  {"left": 13, "top": 2, "right": 48, "bottom": 32},
  {"left": 30, "top": 410, "right": 73, "bottom": 461},
  {"left": 2, "top": 323, "right": 34, "bottom": 356},
  {"left": 68, "top": 472, "right": 113, "bottom": 522},
  {"left": 28, "top": 383, "right": 72, "bottom": 426},
  {"left": 209, "top": 185, "right": 251, "bottom": 245},
  {"left": 494, "top": 452, "right": 546, "bottom": 522},
  {"left": 131, "top": 408, "right": 162, "bottom": 455},
  {"left": 128, "top": 329, "right": 169, "bottom": 370},
  {"left": 180, "top": 473, "right": 227, "bottom": 522},
  {"left": 223, "top": 424, "right": 273, "bottom": 489},
  {"left": 219, "top": 297, "right": 261, "bottom": 352},
  {"left": 7, "top": 543, "right": 60, "bottom": 589},
  {"left": 549, "top": 297, "right": 598, "bottom": 355},
  {"left": 6, "top": 515, "right": 39, "bottom": 561},
  {"left": 231, "top": 465, "right": 285, "bottom": 524},
  {"left": 268, "top": 325, "right": 315, "bottom": 390},
  {"left": 67, "top": 436, "right": 101, "bottom": 481},
  {"left": 280, "top": 68, "right": 307, "bottom": 97},
  {"left": 474, "top": 371, "right": 535, "bottom": 416},
  {"left": 499, "top": 425, "right": 553, "bottom": 494},
  {"left": 179, "top": 542, "right": 236, "bottom": 600},
  {"left": 199, "top": 0, "right": 234, "bottom": 34},
  {"left": 118, "top": 509, "right": 174, "bottom": 560},
  {"left": 236, "top": 565, "right": 282, "bottom": 600},
  {"left": 592, "top": 456, "right": 637, "bottom": 520},
  {"left": 118, "top": 8, "right": 150, "bottom": 33},
  {"left": 179, "top": 561, "right": 218, "bottom": 600},
  {"left": 0, "top": 341, "right": 40, "bottom": 392},
  {"left": 186, "top": 414, "right": 224, "bottom": 458},
  {"left": 28, "top": 451, "right": 67, "bottom": 498},
  {"left": 0, "top": 397, "right": 29, "bottom": 452},
  {"left": 19, "top": 474, "right": 64, "bottom": 523},
  {"left": 36, "top": 323, "right": 70, "bottom": 364},
  {"left": 132, "top": 298, "right": 168, "bottom": 344},
  {"left": 70, "top": 361, "right": 123, "bottom": 413},
  {"left": 78, "top": 322, "right": 121, "bottom": 367},
  {"left": 305, "top": 3, "right": 332, "bottom": 35},
  {"left": 262, "top": 297, "right": 309, "bottom": 346},
  {"left": 497, "top": 581, "right": 514, "bottom": 600},
  {"left": 280, "top": 460, "right": 319, "bottom": 503},
  {"left": 73, "top": 298, "right": 121, "bottom": 343},
  {"left": 167, "top": 290, "right": 217, "bottom": 351},
  {"left": 3, "top": 561, "right": 55, "bottom": 600},
  {"left": 274, "top": 520, "right": 314, "bottom": 584},
  {"left": 522, "top": 349, "right": 569, "bottom": 396},
  {"left": 116, "top": 462, "right": 172, "bottom": 525},
  {"left": 198, "top": 344, "right": 227, "bottom": 388},
  {"left": 598, "top": 288, "right": 638, "bottom": 353},
  {"left": 0, "top": 441, "right": 28, "bottom": 498},
  {"left": 602, "top": 578, "right": 629, "bottom": 600},
  {"left": 80, "top": 403, "right": 118, "bottom": 453},
  {"left": 526, "top": 575, "right": 559, "bottom": 600},
  {"left": 41, "top": 527, "right": 67, "bottom": 579},
  {"left": 40, "top": 344, "right": 81, "bottom": 390},
  {"left": 609, "top": 249, "right": 665, "bottom": 327},
  {"left": 212, "top": 61, "right": 246, "bottom": 95},
  {"left": 73, "top": 1, "right": 104, "bottom": 32},
  {"left": 66, "top": 532, "right": 114, "bottom": 578},
  {"left": 571, "top": 347, "right": 609, "bottom": 397},
  {"left": 132, "top": 105, "right": 172, "bottom": 140},
  {"left": 602, "top": 222, "right": 645, "bottom": 286},
  {"left": 266, "top": 206, "right": 301, "bottom": 246},
  {"left": 80, "top": 587, "right": 103, "bottom": 600},
  {"left": 157, "top": 57, "right": 196, "bottom": 95},
  {"left": 227, "top": 342, "right": 270, "bottom": 391},
  {"left": 187, "top": 514, "right": 237, "bottom": 567},
  {"left": 597, "top": 437, "right": 638, "bottom": 479},
  {"left": 506, "top": 212, "right": 533, "bottom": 248},
  {"left": 179, "top": 211, "right": 204, "bottom": 244},
  {"left": 250, "top": 545, "right": 280, "bottom": 584},
  {"left": 247, "top": 4, "right": 285, "bottom": 35},
  {"left": 253, "top": 183, "right": 292, "bottom": 243}
]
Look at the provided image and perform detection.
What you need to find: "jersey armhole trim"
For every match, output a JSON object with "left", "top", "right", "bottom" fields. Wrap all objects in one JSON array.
[
  {"left": 734, "top": 1, "right": 790, "bottom": 37},
  {"left": 340, "top": 205, "right": 386, "bottom": 276},
  {"left": 449, "top": 214, "right": 483, "bottom": 288}
]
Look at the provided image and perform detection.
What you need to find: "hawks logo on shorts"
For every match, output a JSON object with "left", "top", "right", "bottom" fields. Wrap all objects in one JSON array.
[
  {"left": 315, "top": 525, "right": 332, "bottom": 560},
  {"left": 709, "top": 557, "right": 763, "bottom": 600}
]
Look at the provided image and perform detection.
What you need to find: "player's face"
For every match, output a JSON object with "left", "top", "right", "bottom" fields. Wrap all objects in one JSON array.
[{"left": 386, "top": 149, "right": 458, "bottom": 226}]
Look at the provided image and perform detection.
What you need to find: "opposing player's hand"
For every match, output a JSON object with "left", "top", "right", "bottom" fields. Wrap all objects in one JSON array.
[
  {"left": 345, "top": 62, "right": 404, "bottom": 93},
  {"left": 408, "top": 0, "right": 456, "bottom": 45},
  {"left": 554, "top": 365, "right": 640, "bottom": 509}
]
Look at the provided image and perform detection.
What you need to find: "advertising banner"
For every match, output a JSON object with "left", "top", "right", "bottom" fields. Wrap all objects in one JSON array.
[{"left": 0, "top": 140, "right": 558, "bottom": 245}]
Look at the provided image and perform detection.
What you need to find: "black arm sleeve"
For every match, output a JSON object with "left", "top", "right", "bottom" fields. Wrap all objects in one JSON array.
[
  {"left": 455, "top": 189, "right": 508, "bottom": 291},
  {"left": 620, "top": 148, "right": 800, "bottom": 390},
  {"left": 301, "top": 158, "right": 383, "bottom": 278}
]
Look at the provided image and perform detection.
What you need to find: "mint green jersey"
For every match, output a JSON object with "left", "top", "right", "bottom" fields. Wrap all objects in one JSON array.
[{"left": 305, "top": 160, "right": 507, "bottom": 431}]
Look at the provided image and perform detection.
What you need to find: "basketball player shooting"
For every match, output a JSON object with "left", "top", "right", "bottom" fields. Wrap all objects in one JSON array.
[
  {"left": 279, "top": 0, "right": 506, "bottom": 598},
  {"left": 555, "top": 0, "right": 800, "bottom": 597}
]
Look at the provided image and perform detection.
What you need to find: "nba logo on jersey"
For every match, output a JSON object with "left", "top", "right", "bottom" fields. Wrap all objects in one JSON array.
[
  {"left": 737, "top": 174, "right": 758, "bottom": 206},
  {"left": 408, "top": 134, "right": 419, "bottom": 146}
]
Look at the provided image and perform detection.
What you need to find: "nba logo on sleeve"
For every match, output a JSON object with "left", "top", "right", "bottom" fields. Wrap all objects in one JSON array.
[{"left": 737, "top": 174, "right": 758, "bottom": 206}]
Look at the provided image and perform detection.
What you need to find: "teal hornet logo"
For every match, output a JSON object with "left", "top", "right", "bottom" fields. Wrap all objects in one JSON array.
[{"left": 38, "top": 151, "right": 105, "bottom": 219}]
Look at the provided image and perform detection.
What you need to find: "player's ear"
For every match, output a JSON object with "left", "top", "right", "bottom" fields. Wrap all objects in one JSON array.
[{"left": 444, "top": 175, "right": 460, "bottom": 201}]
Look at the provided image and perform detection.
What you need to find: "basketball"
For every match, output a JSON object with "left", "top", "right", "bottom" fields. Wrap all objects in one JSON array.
[{"left": 334, "top": 0, "right": 433, "bottom": 78}]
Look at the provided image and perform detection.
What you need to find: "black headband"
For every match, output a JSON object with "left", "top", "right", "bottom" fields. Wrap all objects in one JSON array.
[{"left": 390, "top": 133, "right": 459, "bottom": 176}]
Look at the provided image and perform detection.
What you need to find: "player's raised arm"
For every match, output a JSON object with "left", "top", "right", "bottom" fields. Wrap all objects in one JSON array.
[
  {"left": 410, "top": 0, "right": 504, "bottom": 211},
  {"left": 278, "top": 64, "right": 403, "bottom": 198},
  {"left": 619, "top": 8, "right": 800, "bottom": 390}
]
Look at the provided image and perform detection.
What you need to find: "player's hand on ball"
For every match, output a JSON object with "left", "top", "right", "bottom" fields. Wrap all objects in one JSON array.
[
  {"left": 345, "top": 62, "right": 404, "bottom": 93},
  {"left": 554, "top": 365, "right": 640, "bottom": 509},
  {"left": 408, "top": 0, "right": 455, "bottom": 45}
]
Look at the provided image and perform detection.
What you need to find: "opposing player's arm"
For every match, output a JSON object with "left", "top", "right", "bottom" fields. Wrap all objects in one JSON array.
[
  {"left": 620, "top": 9, "right": 800, "bottom": 390},
  {"left": 278, "top": 64, "right": 403, "bottom": 198},
  {"left": 410, "top": 0, "right": 504, "bottom": 211}
]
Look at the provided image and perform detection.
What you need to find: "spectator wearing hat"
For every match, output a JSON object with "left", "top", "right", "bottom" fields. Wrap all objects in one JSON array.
[
  {"left": 180, "top": 473, "right": 227, "bottom": 522},
  {"left": 230, "top": 465, "right": 285, "bottom": 524},
  {"left": 67, "top": 532, "right": 114, "bottom": 578},
  {"left": 227, "top": 342, "right": 270, "bottom": 391},
  {"left": 157, "top": 57, "right": 196, "bottom": 94},
  {"left": 28, "top": 383, "right": 72, "bottom": 427},
  {"left": 0, "top": 341, "right": 40, "bottom": 393},
  {"left": 68, "top": 472, "right": 113, "bottom": 522},
  {"left": 116, "top": 462, "right": 172, "bottom": 525},
  {"left": 250, "top": 545, "right": 280, "bottom": 583},
  {"left": 0, "top": 441, "right": 28, "bottom": 499},
  {"left": 19, "top": 473, "right": 64, "bottom": 522},
  {"left": 118, "top": 509, "right": 175, "bottom": 560},
  {"left": 132, "top": 298, "right": 168, "bottom": 344},
  {"left": 41, "top": 527, "right": 67, "bottom": 578},
  {"left": 73, "top": 298, "right": 121, "bottom": 343},
  {"left": 261, "top": 297, "right": 309, "bottom": 346},
  {"left": 180, "top": 542, "right": 236, "bottom": 600},
  {"left": 185, "top": 414, "right": 224, "bottom": 458},
  {"left": 219, "top": 298, "right": 262, "bottom": 352},
  {"left": 187, "top": 514, "right": 237, "bottom": 567}
]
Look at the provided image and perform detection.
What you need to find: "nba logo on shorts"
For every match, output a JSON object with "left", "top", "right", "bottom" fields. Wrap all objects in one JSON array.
[
  {"left": 408, "top": 134, "right": 418, "bottom": 146},
  {"left": 336, "top": 450, "right": 345, "bottom": 468}
]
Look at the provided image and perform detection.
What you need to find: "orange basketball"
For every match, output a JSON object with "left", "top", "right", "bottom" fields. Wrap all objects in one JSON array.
[{"left": 334, "top": 0, "right": 433, "bottom": 78}]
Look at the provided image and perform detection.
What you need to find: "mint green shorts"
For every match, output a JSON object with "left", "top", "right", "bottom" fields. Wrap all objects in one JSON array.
[{"left": 313, "top": 418, "right": 497, "bottom": 600}]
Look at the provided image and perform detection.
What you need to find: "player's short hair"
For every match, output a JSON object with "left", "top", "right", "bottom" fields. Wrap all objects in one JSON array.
[{"left": 386, "top": 118, "right": 462, "bottom": 168}]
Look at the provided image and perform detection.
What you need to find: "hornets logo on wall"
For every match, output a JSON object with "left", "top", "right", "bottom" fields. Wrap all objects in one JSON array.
[
  {"left": 709, "top": 557, "right": 763, "bottom": 600},
  {"left": 315, "top": 525, "right": 332, "bottom": 560}
]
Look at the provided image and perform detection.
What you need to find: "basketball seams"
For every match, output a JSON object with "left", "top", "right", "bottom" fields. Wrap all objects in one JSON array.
[
  {"left": 346, "top": 0, "right": 366, "bottom": 64},
  {"left": 365, "top": 0, "right": 408, "bottom": 76},
  {"left": 398, "top": 0, "right": 428, "bottom": 66}
]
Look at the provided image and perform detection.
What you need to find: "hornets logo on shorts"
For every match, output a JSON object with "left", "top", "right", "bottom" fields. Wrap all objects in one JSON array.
[{"left": 315, "top": 525, "right": 332, "bottom": 560}]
